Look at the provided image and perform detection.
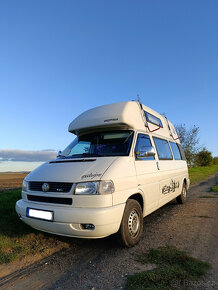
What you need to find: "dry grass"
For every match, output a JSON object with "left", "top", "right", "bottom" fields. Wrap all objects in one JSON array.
[{"left": 0, "top": 172, "right": 29, "bottom": 191}]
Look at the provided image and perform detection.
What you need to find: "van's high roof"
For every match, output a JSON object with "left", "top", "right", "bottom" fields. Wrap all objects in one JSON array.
[{"left": 68, "top": 101, "right": 179, "bottom": 142}]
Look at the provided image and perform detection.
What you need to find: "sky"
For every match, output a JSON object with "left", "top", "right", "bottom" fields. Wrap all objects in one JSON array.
[{"left": 0, "top": 0, "right": 217, "bottom": 172}]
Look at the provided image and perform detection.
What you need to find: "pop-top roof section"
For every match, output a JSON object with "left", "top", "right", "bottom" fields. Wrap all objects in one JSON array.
[
  {"left": 68, "top": 101, "right": 179, "bottom": 141},
  {"left": 68, "top": 101, "right": 144, "bottom": 133}
]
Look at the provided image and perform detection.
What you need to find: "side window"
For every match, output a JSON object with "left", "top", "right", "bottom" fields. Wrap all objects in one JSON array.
[
  {"left": 135, "top": 134, "right": 155, "bottom": 160},
  {"left": 153, "top": 137, "right": 173, "bottom": 160},
  {"left": 178, "top": 144, "right": 186, "bottom": 160},
  {"left": 170, "top": 142, "right": 182, "bottom": 160}
]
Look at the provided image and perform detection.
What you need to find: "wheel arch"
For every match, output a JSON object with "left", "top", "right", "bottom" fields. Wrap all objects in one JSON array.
[{"left": 128, "top": 193, "right": 144, "bottom": 213}]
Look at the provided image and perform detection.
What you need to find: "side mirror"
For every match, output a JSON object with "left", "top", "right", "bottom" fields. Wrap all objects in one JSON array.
[
  {"left": 57, "top": 150, "right": 62, "bottom": 157},
  {"left": 135, "top": 146, "right": 155, "bottom": 159}
]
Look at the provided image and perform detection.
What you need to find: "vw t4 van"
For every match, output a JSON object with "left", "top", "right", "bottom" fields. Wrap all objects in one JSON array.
[{"left": 16, "top": 101, "right": 189, "bottom": 247}]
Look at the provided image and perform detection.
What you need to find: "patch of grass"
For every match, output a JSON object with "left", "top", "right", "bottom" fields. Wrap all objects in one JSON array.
[
  {"left": 210, "top": 183, "right": 218, "bottom": 193},
  {"left": 0, "top": 189, "right": 66, "bottom": 264},
  {"left": 126, "top": 246, "right": 210, "bottom": 290},
  {"left": 198, "top": 182, "right": 218, "bottom": 199},
  {"left": 188, "top": 165, "right": 218, "bottom": 184},
  {"left": 200, "top": 196, "right": 217, "bottom": 199},
  {"left": 195, "top": 215, "right": 213, "bottom": 219}
]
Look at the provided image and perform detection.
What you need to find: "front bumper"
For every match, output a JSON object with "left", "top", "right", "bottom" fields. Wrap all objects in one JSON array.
[{"left": 16, "top": 199, "right": 125, "bottom": 238}]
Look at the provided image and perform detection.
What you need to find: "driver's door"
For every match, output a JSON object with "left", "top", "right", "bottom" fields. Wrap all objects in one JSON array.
[{"left": 134, "top": 133, "right": 159, "bottom": 213}]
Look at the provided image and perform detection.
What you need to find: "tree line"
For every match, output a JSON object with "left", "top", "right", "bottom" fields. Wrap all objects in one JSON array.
[{"left": 175, "top": 124, "right": 217, "bottom": 167}]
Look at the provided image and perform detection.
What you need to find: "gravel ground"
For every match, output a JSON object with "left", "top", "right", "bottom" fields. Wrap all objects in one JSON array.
[{"left": 0, "top": 174, "right": 217, "bottom": 290}]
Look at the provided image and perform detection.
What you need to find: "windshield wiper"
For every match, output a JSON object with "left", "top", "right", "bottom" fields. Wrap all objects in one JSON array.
[
  {"left": 58, "top": 153, "right": 101, "bottom": 158},
  {"left": 81, "top": 153, "right": 101, "bottom": 157}
]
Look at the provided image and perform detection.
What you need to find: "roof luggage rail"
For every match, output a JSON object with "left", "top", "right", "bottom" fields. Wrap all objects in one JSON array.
[
  {"left": 137, "top": 95, "right": 147, "bottom": 126},
  {"left": 163, "top": 113, "right": 173, "bottom": 137},
  {"left": 137, "top": 95, "right": 161, "bottom": 133},
  {"left": 163, "top": 113, "right": 182, "bottom": 140}
]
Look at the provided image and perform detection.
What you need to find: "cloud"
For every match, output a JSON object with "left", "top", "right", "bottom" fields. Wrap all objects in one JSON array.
[{"left": 0, "top": 149, "right": 57, "bottom": 162}]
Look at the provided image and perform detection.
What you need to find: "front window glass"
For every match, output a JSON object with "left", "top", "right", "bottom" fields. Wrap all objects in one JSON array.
[
  {"left": 60, "top": 130, "right": 134, "bottom": 158},
  {"left": 135, "top": 134, "right": 155, "bottom": 160}
]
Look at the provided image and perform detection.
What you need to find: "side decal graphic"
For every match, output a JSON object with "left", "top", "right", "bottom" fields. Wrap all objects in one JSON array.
[{"left": 162, "top": 180, "right": 179, "bottom": 194}]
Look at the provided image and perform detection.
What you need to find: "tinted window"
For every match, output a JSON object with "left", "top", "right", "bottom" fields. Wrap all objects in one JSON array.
[
  {"left": 135, "top": 134, "right": 155, "bottom": 160},
  {"left": 153, "top": 137, "right": 173, "bottom": 160},
  {"left": 144, "top": 111, "right": 163, "bottom": 127},
  {"left": 61, "top": 130, "right": 134, "bottom": 158},
  {"left": 170, "top": 142, "right": 182, "bottom": 160}
]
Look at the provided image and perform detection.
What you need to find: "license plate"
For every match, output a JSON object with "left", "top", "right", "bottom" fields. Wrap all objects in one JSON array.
[{"left": 26, "top": 208, "right": 54, "bottom": 221}]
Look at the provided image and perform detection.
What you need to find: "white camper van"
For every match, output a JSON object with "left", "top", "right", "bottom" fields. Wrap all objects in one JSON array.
[{"left": 16, "top": 101, "right": 189, "bottom": 247}]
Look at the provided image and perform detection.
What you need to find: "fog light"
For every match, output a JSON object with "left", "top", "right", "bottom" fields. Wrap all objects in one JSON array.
[{"left": 81, "top": 224, "right": 95, "bottom": 230}]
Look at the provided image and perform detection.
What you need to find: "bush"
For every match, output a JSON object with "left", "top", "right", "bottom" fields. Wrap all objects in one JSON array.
[
  {"left": 213, "top": 157, "right": 218, "bottom": 165},
  {"left": 195, "top": 150, "right": 213, "bottom": 167}
]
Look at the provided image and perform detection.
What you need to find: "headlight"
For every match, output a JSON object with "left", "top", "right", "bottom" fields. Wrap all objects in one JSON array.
[
  {"left": 74, "top": 180, "right": 115, "bottom": 195},
  {"left": 22, "top": 180, "right": 28, "bottom": 191},
  {"left": 75, "top": 182, "right": 99, "bottom": 195}
]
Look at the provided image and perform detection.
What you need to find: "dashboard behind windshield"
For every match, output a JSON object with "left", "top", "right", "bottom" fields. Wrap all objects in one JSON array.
[{"left": 60, "top": 130, "right": 134, "bottom": 158}]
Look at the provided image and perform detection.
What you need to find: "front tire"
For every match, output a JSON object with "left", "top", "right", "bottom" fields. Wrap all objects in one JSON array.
[
  {"left": 116, "top": 199, "right": 143, "bottom": 247},
  {"left": 176, "top": 182, "right": 187, "bottom": 204}
]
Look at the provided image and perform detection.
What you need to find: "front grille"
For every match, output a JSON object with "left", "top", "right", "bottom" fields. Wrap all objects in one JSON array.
[
  {"left": 27, "top": 194, "right": 72, "bottom": 205},
  {"left": 29, "top": 181, "right": 73, "bottom": 193}
]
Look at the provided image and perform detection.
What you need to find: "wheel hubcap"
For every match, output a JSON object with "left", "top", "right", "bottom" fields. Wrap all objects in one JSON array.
[{"left": 128, "top": 209, "right": 140, "bottom": 237}]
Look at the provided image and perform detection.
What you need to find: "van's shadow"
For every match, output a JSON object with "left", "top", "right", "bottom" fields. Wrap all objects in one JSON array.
[{"left": 41, "top": 198, "right": 179, "bottom": 250}]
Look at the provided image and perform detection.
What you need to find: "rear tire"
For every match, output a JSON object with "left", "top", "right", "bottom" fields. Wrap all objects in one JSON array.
[
  {"left": 176, "top": 182, "right": 187, "bottom": 204},
  {"left": 116, "top": 199, "right": 143, "bottom": 247}
]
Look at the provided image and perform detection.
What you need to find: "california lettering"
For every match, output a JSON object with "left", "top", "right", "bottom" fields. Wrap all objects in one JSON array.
[{"left": 81, "top": 173, "right": 102, "bottom": 180}]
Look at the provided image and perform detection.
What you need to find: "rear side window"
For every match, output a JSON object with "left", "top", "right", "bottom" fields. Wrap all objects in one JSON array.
[
  {"left": 178, "top": 144, "right": 186, "bottom": 160},
  {"left": 135, "top": 134, "right": 155, "bottom": 160},
  {"left": 153, "top": 137, "right": 173, "bottom": 160},
  {"left": 170, "top": 142, "right": 182, "bottom": 160}
]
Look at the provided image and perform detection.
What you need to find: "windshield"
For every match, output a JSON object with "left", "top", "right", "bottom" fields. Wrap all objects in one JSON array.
[{"left": 60, "top": 130, "right": 134, "bottom": 158}]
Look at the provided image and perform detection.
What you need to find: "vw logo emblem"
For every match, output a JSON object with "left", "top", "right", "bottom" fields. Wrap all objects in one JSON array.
[{"left": 42, "top": 183, "right": 50, "bottom": 192}]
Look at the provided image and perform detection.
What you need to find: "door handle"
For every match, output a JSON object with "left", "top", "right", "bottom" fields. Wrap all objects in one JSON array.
[{"left": 156, "top": 161, "right": 160, "bottom": 170}]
